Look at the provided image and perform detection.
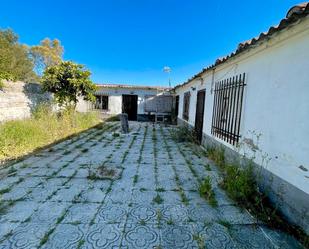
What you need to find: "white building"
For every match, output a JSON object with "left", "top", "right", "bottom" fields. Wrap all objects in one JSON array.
[
  {"left": 77, "top": 84, "right": 171, "bottom": 121},
  {"left": 174, "top": 3, "right": 309, "bottom": 232}
]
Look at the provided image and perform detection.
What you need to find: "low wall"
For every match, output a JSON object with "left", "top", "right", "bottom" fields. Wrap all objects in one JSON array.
[
  {"left": 177, "top": 118, "right": 309, "bottom": 233},
  {"left": 0, "top": 81, "right": 51, "bottom": 122}
]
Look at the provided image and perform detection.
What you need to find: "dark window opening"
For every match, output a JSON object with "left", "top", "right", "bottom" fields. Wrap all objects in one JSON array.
[
  {"left": 183, "top": 91, "right": 190, "bottom": 121},
  {"left": 211, "top": 73, "right": 246, "bottom": 145},
  {"left": 94, "top": 95, "right": 109, "bottom": 110}
]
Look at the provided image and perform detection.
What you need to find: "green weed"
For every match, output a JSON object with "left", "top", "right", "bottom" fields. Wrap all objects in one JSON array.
[
  {"left": 0, "top": 105, "right": 100, "bottom": 162},
  {"left": 153, "top": 194, "right": 164, "bottom": 204},
  {"left": 198, "top": 176, "right": 217, "bottom": 207}
]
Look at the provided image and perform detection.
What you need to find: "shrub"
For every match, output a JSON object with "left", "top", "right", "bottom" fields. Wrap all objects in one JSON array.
[
  {"left": 206, "top": 146, "right": 225, "bottom": 168},
  {"left": 198, "top": 176, "right": 217, "bottom": 207},
  {"left": 170, "top": 126, "right": 197, "bottom": 143},
  {"left": 186, "top": 140, "right": 308, "bottom": 247},
  {"left": 220, "top": 164, "right": 255, "bottom": 203}
]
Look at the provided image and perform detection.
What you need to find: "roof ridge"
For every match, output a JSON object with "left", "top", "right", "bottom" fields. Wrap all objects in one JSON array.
[
  {"left": 174, "top": 2, "right": 309, "bottom": 89},
  {"left": 96, "top": 83, "right": 171, "bottom": 89}
]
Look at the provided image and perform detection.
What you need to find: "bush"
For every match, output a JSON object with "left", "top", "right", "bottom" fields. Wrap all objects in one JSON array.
[
  {"left": 170, "top": 126, "right": 196, "bottom": 143},
  {"left": 206, "top": 146, "right": 225, "bottom": 168},
  {"left": 220, "top": 164, "right": 255, "bottom": 203},
  {"left": 205, "top": 146, "right": 309, "bottom": 247},
  {"left": 198, "top": 176, "right": 217, "bottom": 207},
  {"left": 0, "top": 105, "right": 100, "bottom": 162}
]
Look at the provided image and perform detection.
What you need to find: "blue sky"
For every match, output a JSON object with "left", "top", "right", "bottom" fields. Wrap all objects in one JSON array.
[{"left": 1, "top": 0, "right": 300, "bottom": 87}]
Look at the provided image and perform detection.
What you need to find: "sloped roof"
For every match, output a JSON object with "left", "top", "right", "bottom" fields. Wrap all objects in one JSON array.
[
  {"left": 174, "top": 2, "right": 309, "bottom": 90},
  {"left": 96, "top": 83, "right": 171, "bottom": 91}
]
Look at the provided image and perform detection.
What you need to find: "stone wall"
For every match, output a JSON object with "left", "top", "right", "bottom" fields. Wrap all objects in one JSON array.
[{"left": 0, "top": 81, "right": 52, "bottom": 122}]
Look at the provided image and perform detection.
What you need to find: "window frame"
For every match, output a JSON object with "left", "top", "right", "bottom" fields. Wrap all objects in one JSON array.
[{"left": 94, "top": 95, "right": 109, "bottom": 110}]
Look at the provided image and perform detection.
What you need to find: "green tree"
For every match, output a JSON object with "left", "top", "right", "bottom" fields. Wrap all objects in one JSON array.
[
  {"left": 0, "top": 29, "right": 37, "bottom": 82},
  {"left": 30, "top": 38, "right": 64, "bottom": 75},
  {"left": 41, "top": 61, "right": 97, "bottom": 109}
]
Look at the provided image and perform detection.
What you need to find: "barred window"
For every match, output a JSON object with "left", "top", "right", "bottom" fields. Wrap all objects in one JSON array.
[
  {"left": 94, "top": 95, "right": 109, "bottom": 110},
  {"left": 183, "top": 91, "right": 190, "bottom": 121},
  {"left": 211, "top": 73, "right": 246, "bottom": 145}
]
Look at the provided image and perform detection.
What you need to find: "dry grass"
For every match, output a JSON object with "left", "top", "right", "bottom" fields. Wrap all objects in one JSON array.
[{"left": 0, "top": 104, "right": 101, "bottom": 162}]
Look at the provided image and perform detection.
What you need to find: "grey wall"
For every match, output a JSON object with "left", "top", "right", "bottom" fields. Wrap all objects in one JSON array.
[{"left": 0, "top": 81, "right": 52, "bottom": 122}]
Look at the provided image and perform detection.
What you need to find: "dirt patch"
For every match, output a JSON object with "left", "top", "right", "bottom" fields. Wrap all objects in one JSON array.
[{"left": 88, "top": 164, "right": 122, "bottom": 180}]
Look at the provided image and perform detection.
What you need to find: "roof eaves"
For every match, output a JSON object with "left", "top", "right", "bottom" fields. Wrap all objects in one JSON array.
[{"left": 174, "top": 2, "right": 309, "bottom": 90}]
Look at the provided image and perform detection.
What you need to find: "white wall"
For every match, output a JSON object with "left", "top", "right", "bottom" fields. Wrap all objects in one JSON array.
[
  {"left": 176, "top": 17, "right": 309, "bottom": 195},
  {"left": 84, "top": 87, "right": 163, "bottom": 115}
]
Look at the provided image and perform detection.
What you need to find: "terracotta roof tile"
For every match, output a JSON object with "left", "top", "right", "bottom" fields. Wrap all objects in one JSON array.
[
  {"left": 175, "top": 2, "right": 309, "bottom": 90},
  {"left": 96, "top": 83, "right": 170, "bottom": 91}
]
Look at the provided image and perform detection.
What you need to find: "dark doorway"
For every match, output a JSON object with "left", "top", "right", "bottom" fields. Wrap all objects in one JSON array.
[
  {"left": 175, "top": 95, "right": 179, "bottom": 119},
  {"left": 122, "top": 94, "right": 138, "bottom": 121},
  {"left": 194, "top": 90, "right": 206, "bottom": 143}
]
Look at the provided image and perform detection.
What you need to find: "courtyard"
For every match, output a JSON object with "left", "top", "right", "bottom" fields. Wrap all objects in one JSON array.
[{"left": 0, "top": 122, "right": 304, "bottom": 249}]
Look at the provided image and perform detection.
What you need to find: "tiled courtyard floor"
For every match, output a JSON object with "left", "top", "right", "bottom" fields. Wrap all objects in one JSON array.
[{"left": 0, "top": 122, "right": 304, "bottom": 248}]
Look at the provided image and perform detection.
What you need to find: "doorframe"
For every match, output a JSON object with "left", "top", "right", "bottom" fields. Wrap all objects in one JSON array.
[
  {"left": 194, "top": 89, "right": 206, "bottom": 143},
  {"left": 122, "top": 94, "right": 138, "bottom": 121}
]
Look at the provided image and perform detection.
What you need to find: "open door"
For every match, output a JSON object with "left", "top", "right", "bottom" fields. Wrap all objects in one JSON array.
[
  {"left": 122, "top": 94, "right": 138, "bottom": 121},
  {"left": 194, "top": 90, "right": 206, "bottom": 143},
  {"left": 175, "top": 95, "right": 179, "bottom": 118}
]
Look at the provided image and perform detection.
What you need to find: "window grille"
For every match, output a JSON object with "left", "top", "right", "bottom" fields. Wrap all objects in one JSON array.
[{"left": 211, "top": 73, "right": 246, "bottom": 145}]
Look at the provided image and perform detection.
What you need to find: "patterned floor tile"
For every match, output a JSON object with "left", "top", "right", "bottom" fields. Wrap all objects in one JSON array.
[
  {"left": 94, "top": 203, "right": 128, "bottom": 224},
  {"left": 80, "top": 188, "right": 106, "bottom": 203},
  {"left": 218, "top": 205, "right": 256, "bottom": 225},
  {"left": 126, "top": 204, "right": 157, "bottom": 224},
  {"left": 161, "top": 204, "right": 189, "bottom": 224},
  {"left": 0, "top": 123, "right": 303, "bottom": 249},
  {"left": 194, "top": 222, "right": 237, "bottom": 249},
  {"left": 82, "top": 223, "right": 123, "bottom": 249},
  {"left": 41, "top": 224, "right": 89, "bottom": 249},
  {"left": 1, "top": 201, "right": 39, "bottom": 222},
  {"left": 31, "top": 201, "right": 69, "bottom": 224},
  {"left": 62, "top": 203, "right": 100, "bottom": 224},
  {"left": 0, "top": 222, "right": 51, "bottom": 249},
  {"left": 229, "top": 225, "right": 275, "bottom": 249},
  {"left": 187, "top": 203, "right": 219, "bottom": 223},
  {"left": 161, "top": 224, "right": 198, "bottom": 249},
  {"left": 122, "top": 224, "right": 160, "bottom": 249}
]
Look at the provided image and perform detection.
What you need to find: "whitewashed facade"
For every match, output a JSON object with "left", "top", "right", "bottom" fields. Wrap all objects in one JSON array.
[
  {"left": 76, "top": 84, "right": 171, "bottom": 120},
  {"left": 175, "top": 5, "right": 309, "bottom": 232}
]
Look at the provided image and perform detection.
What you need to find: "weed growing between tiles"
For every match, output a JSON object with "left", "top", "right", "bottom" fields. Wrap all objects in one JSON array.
[
  {"left": 0, "top": 122, "right": 125, "bottom": 246},
  {"left": 193, "top": 234, "right": 205, "bottom": 249},
  {"left": 156, "top": 209, "right": 163, "bottom": 228},
  {"left": 159, "top": 126, "right": 189, "bottom": 205},
  {"left": 218, "top": 219, "right": 232, "bottom": 230},
  {"left": 186, "top": 138, "right": 309, "bottom": 247},
  {"left": 38, "top": 189, "right": 84, "bottom": 248},
  {"left": 171, "top": 131, "right": 203, "bottom": 188},
  {"left": 170, "top": 125, "right": 197, "bottom": 143},
  {"left": 198, "top": 176, "right": 217, "bottom": 207},
  {"left": 121, "top": 126, "right": 141, "bottom": 164},
  {"left": 152, "top": 126, "right": 158, "bottom": 178},
  {"left": 2, "top": 122, "right": 118, "bottom": 180},
  {"left": 88, "top": 125, "right": 140, "bottom": 221},
  {"left": 153, "top": 194, "right": 164, "bottom": 204}
]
